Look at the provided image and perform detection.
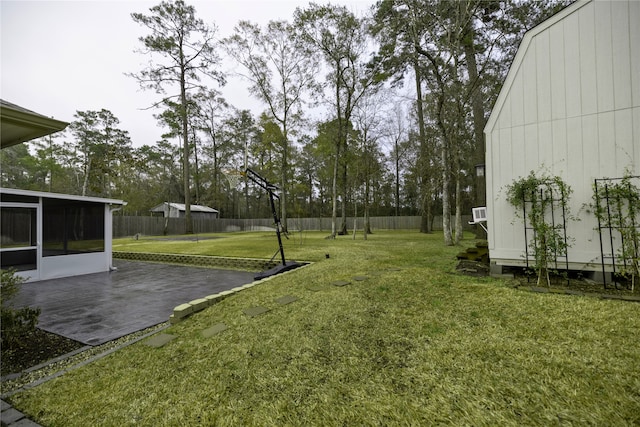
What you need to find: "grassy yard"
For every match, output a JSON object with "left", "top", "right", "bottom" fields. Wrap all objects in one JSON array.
[{"left": 8, "top": 231, "right": 640, "bottom": 426}]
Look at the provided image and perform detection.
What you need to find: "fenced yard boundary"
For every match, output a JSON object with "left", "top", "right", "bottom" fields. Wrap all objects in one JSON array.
[{"left": 113, "top": 215, "right": 473, "bottom": 238}]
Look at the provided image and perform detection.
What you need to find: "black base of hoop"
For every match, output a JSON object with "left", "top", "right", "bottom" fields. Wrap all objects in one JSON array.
[{"left": 254, "top": 261, "right": 302, "bottom": 280}]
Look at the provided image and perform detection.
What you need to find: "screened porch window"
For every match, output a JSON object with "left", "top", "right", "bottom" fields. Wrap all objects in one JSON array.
[
  {"left": 43, "top": 199, "right": 104, "bottom": 256},
  {"left": 0, "top": 207, "right": 37, "bottom": 271}
]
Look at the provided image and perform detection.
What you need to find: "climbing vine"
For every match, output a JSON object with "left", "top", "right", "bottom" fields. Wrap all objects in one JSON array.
[
  {"left": 506, "top": 171, "right": 574, "bottom": 286},
  {"left": 592, "top": 173, "right": 640, "bottom": 290}
]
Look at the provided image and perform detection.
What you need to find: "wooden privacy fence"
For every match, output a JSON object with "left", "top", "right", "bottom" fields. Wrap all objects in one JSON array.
[{"left": 112, "top": 215, "right": 473, "bottom": 238}]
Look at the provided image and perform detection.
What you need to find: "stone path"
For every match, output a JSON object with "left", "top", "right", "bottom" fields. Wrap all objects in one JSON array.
[{"left": 1, "top": 399, "right": 41, "bottom": 427}]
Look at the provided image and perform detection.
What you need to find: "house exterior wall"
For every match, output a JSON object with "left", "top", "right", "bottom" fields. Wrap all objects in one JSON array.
[{"left": 484, "top": 0, "right": 640, "bottom": 272}]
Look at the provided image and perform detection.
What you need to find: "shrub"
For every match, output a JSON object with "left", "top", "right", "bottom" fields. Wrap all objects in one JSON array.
[{"left": 1, "top": 269, "right": 41, "bottom": 349}]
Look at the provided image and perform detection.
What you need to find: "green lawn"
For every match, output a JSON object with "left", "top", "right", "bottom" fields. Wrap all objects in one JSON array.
[{"left": 9, "top": 231, "right": 640, "bottom": 426}]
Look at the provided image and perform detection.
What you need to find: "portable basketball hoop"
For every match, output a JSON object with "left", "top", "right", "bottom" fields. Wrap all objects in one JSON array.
[
  {"left": 223, "top": 169, "right": 245, "bottom": 189},
  {"left": 244, "top": 168, "right": 301, "bottom": 280}
]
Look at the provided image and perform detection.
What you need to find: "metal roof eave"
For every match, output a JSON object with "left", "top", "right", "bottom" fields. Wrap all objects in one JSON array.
[
  {"left": 0, "top": 100, "right": 69, "bottom": 149},
  {"left": 0, "top": 187, "right": 126, "bottom": 206}
]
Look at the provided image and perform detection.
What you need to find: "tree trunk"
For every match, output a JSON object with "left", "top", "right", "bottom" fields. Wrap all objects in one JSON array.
[
  {"left": 394, "top": 137, "right": 400, "bottom": 217},
  {"left": 180, "top": 67, "right": 193, "bottom": 234},
  {"left": 330, "top": 137, "right": 340, "bottom": 238},
  {"left": 442, "top": 143, "right": 453, "bottom": 246},
  {"left": 339, "top": 156, "right": 348, "bottom": 235},
  {"left": 281, "top": 120, "right": 289, "bottom": 233},
  {"left": 463, "top": 17, "right": 486, "bottom": 208},
  {"left": 81, "top": 156, "right": 91, "bottom": 197},
  {"left": 47, "top": 135, "right": 54, "bottom": 192},
  {"left": 244, "top": 140, "right": 250, "bottom": 219},
  {"left": 432, "top": 73, "right": 453, "bottom": 246},
  {"left": 454, "top": 151, "right": 463, "bottom": 244},
  {"left": 352, "top": 203, "right": 357, "bottom": 240},
  {"left": 211, "top": 128, "right": 220, "bottom": 212},
  {"left": 414, "top": 59, "right": 432, "bottom": 233},
  {"left": 364, "top": 175, "right": 371, "bottom": 238},
  {"left": 330, "top": 65, "right": 342, "bottom": 239},
  {"left": 192, "top": 126, "right": 200, "bottom": 204}
]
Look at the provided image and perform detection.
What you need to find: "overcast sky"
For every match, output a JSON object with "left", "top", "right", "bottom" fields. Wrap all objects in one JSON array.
[{"left": 1, "top": 0, "right": 375, "bottom": 147}]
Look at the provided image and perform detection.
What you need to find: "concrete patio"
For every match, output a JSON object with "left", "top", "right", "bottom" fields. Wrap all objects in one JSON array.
[{"left": 12, "top": 260, "right": 255, "bottom": 345}]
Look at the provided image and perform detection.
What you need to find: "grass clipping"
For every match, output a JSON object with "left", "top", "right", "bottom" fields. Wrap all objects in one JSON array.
[{"left": 8, "top": 231, "right": 640, "bottom": 426}]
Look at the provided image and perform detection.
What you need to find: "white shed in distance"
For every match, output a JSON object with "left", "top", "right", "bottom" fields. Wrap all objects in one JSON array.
[
  {"left": 150, "top": 202, "right": 219, "bottom": 220},
  {"left": 484, "top": 0, "right": 639, "bottom": 276}
]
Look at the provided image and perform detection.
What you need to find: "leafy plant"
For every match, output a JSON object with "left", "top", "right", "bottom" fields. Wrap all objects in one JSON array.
[
  {"left": 1, "top": 269, "right": 41, "bottom": 349},
  {"left": 506, "top": 171, "right": 574, "bottom": 286},
  {"left": 592, "top": 173, "right": 640, "bottom": 290}
]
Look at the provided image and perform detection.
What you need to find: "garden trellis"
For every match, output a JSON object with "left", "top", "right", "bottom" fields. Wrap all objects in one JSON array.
[
  {"left": 506, "top": 173, "right": 572, "bottom": 287},
  {"left": 593, "top": 175, "right": 640, "bottom": 290}
]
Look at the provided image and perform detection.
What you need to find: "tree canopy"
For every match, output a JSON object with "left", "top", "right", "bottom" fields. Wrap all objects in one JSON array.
[{"left": 2, "top": 0, "right": 572, "bottom": 244}]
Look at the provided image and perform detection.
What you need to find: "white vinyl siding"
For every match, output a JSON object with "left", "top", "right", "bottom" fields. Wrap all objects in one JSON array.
[{"left": 484, "top": 0, "right": 639, "bottom": 270}]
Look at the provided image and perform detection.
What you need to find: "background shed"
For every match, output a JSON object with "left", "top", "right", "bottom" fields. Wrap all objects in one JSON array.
[
  {"left": 150, "top": 202, "right": 219, "bottom": 220},
  {"left": 484, "top": 0, "right": 639, "bottom": 276}
]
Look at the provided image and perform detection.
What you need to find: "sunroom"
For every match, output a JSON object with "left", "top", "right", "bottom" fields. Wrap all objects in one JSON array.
[
  {"left": 1, "top": 99, "right": 126, "bottom": 282},
  {"left": 0, "top": 187, "right": 125, "bottom": 282}
]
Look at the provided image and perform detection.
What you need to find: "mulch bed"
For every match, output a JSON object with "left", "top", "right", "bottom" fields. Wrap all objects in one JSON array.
[
  {"left": 456, "top": 260, "right": 639, "bottom": 300},
  {"left": 508, "top": 268, "right": 638, "bottom": 297},
  {"left": 1, "top": 328, "right": 84, "bottom": 377}
]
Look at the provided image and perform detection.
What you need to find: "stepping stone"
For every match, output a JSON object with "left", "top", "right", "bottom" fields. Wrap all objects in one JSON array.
[
  {"left": 275, "top": 295, "right": 299, "bottom": 305},
  {"left": 0, "top": 407, "right": 25, "bottom": 425},
  {"left": 243, "top": 306, "right": 270, "bottom": 317},
  {"left": 353, "top": 276, "right": 368, "bottom": 281},
  {"left": 308, "top": 284, "right": 324, "bottom": 292},
  {"left": 332, "top": 280, "right": 351, "bottom": 287},
  {"left": 202, "top": 323, "right": 228, "bottom": 338},
  {"left": 144, "top": 333, "right": 176, "bottom": 348}
]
